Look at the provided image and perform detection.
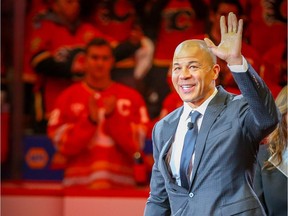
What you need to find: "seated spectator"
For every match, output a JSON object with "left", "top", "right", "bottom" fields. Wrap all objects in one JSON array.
[
  {"left": 47, "top": 38, "right": 151, "bottom": 189},
  {"left": 254, "top": 85, "right": 287, "bottom": 216}
]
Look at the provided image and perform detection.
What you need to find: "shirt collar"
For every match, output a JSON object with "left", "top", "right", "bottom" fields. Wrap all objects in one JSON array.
[{"left": 183, "top": 88, "right": 218, "bottom": 120}]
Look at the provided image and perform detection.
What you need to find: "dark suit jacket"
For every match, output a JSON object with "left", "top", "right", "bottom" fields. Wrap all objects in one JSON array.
[
  {"left": 254, "top": 144, "right": 287, "bottom": 216},
  {"left": 144, "top": 64, "right": 280, "bottom": 216}
]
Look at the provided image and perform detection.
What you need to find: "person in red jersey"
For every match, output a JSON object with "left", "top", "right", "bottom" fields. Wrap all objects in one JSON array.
[
  {"left": 23, "top": 0, "right": 50, "bottom": 84},
  {"left": 82, "top": 0, "right": 154, "bottom": 93},
  {"left": 27, "top": 0, "right": 106, "bottom": 132},
  {"left": 47, "top": 38, "right": 151, "bottom": 189},
  {"left": 22, "top": 0, "right": 50, "bottom": 132},
  {"left": 27, "top": 0, "right": 142, "bottom": 133}
]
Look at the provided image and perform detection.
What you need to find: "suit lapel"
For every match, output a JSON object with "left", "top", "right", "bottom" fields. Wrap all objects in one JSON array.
[
  {"left": 158, "top": 107, "right": 183, "bottom": 181},
  {"left": 190, "top": 87, "right": 230, "bottom": 187}
]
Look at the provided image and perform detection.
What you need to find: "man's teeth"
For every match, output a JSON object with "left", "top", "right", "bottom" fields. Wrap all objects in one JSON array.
[{"left": 182, "top": 85, "right": 192, "bottom": 90}]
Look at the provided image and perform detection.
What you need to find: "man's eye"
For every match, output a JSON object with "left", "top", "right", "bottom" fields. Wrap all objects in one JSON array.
[
  {"left": 189, "top": 65, "right": 199, "bottom": 70},
  {"left": 173, "top": 67, "right": 180, "bottom": 71}
]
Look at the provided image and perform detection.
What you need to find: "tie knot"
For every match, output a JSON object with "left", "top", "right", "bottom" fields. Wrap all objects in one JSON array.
[{"left": 190, "top": 111, "right": 201, "bottom": 123}]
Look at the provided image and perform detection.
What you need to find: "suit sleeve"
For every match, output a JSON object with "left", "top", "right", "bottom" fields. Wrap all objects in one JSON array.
[
  {"left": 32, "top": 48, "right": 84, "bottom": 78},
  {"left": 232, "top": 63, "right": 280, "bottom": 142},
  {"left": 144, "top": 123, "right": 171, "bottom": 216},
  {"left": 253, "top": 146, "right": 269, "bottom": 214}
]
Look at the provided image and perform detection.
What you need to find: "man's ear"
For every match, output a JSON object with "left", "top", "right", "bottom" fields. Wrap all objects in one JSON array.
[{"left": 212, "top": 64, "right": 220, "bottom": 80}]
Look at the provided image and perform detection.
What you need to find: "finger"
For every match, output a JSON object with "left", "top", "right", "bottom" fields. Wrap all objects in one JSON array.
[
  {"left": 204, "top": 38, "right": 216, "bottom": 48},
  {"left": 228, "top": 12, "right": 233, "bottom": 32},
  {"left": 237, "top": 19, "right": 244, "bottom": 35},
  {"left": 232, "top": 13, "right": 238, "bottom": 32},
  {"left": 220, "top": 16, "right": 227, "bottom": 35}
]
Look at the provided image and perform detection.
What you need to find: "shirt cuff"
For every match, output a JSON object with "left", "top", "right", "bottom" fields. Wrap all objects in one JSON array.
[{"left": 227, "top": 56, "right": 248, "bottom": 73}]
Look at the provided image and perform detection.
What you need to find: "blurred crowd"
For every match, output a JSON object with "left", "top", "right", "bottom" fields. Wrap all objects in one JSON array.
[
  {"left": 1, "top": 0, "right": 287, "bottom": 189},
  {"left": 1, "top": 0, "right": 286, "bottom": 129}
]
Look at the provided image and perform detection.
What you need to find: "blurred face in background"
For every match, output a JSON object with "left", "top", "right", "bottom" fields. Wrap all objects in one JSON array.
[
  {"left": 84, "top": 44, "right": 115, "bottom": 84},
  {"left": 54, "top": 0, "right": 80, "bottom": 23}
]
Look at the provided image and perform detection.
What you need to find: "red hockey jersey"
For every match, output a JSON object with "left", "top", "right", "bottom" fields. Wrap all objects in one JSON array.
[
  {"left": 48, "top": 81, "right": 150, "bottom": 189},
  {"left": 28, "top": 14, "right": 112, "bottom": 118}
]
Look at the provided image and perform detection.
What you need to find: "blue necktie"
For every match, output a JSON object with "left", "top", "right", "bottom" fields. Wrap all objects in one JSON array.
[{"left": 180, "top": 111, "right": 201, "bottom": 190}]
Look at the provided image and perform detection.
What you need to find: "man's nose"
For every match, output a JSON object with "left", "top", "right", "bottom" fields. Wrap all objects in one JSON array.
[{"left": 180, "top": 68, "right": 191, "bottom": 79}]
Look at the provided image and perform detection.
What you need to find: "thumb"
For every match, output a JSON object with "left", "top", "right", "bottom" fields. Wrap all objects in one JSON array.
[
  {"left": 204, "top": 38, "right": 218, "bottom": 56},
  {"left": 204, "top": 38, "right": 216, "bottom": 49}
]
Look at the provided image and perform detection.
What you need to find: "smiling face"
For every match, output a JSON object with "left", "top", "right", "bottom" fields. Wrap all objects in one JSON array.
[{"left": 172, "top": 40, "right": 220, "bottom": 108}]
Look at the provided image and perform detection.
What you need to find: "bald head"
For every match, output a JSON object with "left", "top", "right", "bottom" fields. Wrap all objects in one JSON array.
[{"left": 173, "top": 40, "right": 217, "bottom": 66}]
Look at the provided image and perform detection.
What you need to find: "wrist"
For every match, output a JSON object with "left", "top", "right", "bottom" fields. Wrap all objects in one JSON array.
[{"left": 227, "top": 55, "right": 243, "bottom": 66}]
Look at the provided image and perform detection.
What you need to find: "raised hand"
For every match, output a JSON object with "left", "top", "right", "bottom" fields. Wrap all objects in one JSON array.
[{"left": 204, "top": 12, "right": 243, "bottom": 65}]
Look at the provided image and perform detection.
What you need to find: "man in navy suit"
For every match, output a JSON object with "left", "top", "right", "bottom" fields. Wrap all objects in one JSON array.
[{"left": 144, "top": 12, "right": 280, "bottom": 215}]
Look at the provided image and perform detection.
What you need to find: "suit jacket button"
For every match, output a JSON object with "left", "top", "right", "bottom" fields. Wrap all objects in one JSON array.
[{"left": 189, "top": 192, "right": 194, "bottom": 198}]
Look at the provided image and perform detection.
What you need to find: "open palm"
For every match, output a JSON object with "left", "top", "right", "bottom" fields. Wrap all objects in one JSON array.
[{"left": 204, "top": 12, "right": 243, "bottom": 65}]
